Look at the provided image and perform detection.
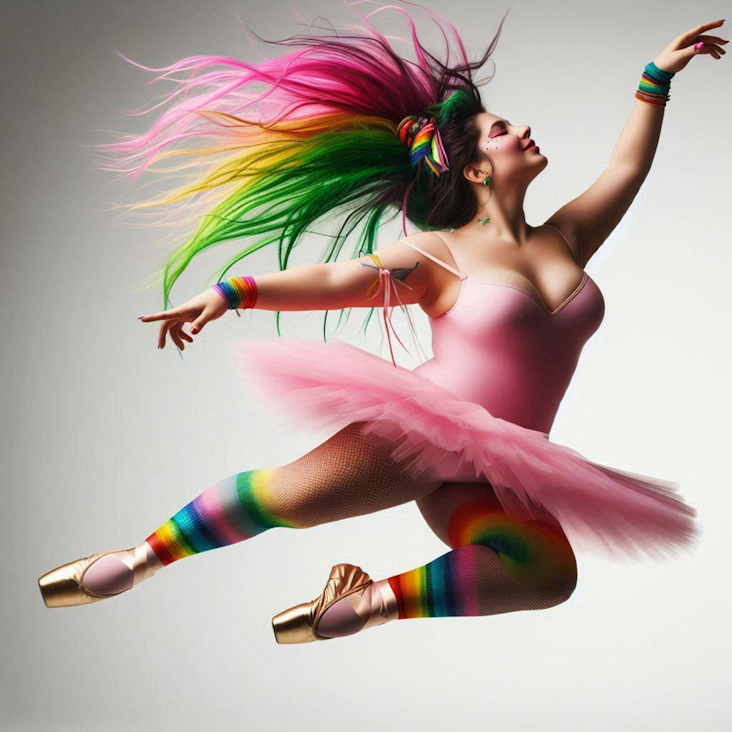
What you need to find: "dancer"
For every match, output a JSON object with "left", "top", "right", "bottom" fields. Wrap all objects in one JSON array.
[{"left": 39, "top": 2, "right": 723, "bottom": 643}]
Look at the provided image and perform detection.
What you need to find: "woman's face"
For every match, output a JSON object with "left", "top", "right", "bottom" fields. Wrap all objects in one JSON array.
[{"left": 470, "top": 112, "right": 547, "bottom": 186}]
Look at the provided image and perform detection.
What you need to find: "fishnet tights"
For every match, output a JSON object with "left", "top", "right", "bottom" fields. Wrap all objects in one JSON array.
[
  {"left": 145, "top": 421, "right": 577, "bottom": 616},
  {"left": 413, "top": 482, "right": 578, "bottom": 613},
  {"left": 270, "top": 422, "right": 577, "bottom": 614},
  {"left": 266, "top": 421, "right": 443, "bottom": 526}
]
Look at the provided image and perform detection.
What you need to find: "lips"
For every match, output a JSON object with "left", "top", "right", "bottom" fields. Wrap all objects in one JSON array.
[{"left": 524, "top": 141, "right": 536, "bottom": 151}]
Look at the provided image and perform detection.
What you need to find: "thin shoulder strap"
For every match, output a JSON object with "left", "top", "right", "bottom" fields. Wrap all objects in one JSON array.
[
  {"left": 542, "top": 223, "right": 582, "bottom": 266},
  {"left": 398, "top": 236, "right": 467, "bottom": 280}
]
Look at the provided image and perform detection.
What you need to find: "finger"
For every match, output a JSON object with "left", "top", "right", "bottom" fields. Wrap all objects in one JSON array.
[
  {"left": 190, "top": 310, "right": 214, "bottom": 335},
  {"left": 679, "top": 20, "right": 725, "bottom": 44},
  {"left": 696, "top": 42, "right": 724, "bottom": 57},
  {"left": 158, "top": 320, "right": 173, "bottom": 349},
  {"left": 140, "top": 308, "right": 185, "bottom": 323},
  {"left": 169, "top": 326, "right": 185, "bottom": 351},
  {"left": 692, "top": 35, "right": 729, "bottom": 45},
  {"left": 172, "top": 322, "right": 193, "bottom": 346}
]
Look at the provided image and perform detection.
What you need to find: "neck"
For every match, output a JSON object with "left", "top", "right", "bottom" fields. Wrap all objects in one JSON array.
[{"left": 460, "top": 185, "right": 530, "bottom": 245}]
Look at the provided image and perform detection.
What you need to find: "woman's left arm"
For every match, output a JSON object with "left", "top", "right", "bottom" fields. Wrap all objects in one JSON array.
[
  {"left": 545, "top": 19, "right": 726, "bottom": 267},
  {"left": 612, "top": 19, "right": 727, "bottom": 172}
]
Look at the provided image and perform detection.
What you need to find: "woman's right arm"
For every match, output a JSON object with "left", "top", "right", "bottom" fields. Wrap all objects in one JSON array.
[
  {"left": 253, "top": 238, "right": 434, "bottom": 312},
  {"left": 140, "top": 234, "right": 443, "bottom": 350}
]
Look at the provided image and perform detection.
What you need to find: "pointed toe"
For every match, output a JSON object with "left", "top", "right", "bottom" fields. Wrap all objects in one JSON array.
[
  {"left": 271, "top": 563, "right": 373, "bottom": 644},
  {"left": 38, "top": 545, "right": 158, "bottom": 609},
  {"left": 38, "top": 554, "right": 109, "bottom": 608},
  {"left": 272, "top": 602, "right": 319, "bottom": 644}
]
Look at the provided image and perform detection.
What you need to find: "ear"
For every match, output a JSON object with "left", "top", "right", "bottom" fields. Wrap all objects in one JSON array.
[{"left": 462, "top": 162, "right": 485, "bottom": 185}]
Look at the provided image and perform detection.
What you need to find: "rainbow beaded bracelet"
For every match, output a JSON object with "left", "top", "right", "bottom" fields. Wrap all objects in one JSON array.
[
  {"left": 212, "top": 275, "right": 258, "bottom": 312},
  {"left": 635, "top": 61, "right": 675, "bottom": 108}
]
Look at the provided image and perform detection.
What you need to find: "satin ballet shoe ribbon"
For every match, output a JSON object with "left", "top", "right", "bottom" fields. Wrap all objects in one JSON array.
[
  {"left": 344, "top": 582, "right": 393, "bottom": 631},
  {"left": 363, "top": 252, "right": 428, "bottom": 367},
  {"left": 115, "top": 545, "right": 158, "bottom": 589}
]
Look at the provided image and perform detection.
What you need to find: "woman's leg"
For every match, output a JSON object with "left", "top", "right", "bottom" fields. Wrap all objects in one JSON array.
[
  {"left": 313, "top": 481, "right": 578, "bottom": 638},
  {"left": 394, "top": 481, "right": 578, "bottom": 615},
  {"left": 81, "top": 422, "right": 443, "bottom": 596}
]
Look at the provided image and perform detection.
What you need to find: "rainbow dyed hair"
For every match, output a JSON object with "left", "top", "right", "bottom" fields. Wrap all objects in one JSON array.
[{"left": 92, "top": 0, "right": 508, "bottom": 338}]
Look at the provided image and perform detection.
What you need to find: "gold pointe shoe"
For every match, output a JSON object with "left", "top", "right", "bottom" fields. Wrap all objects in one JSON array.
[
  {"left": 272, "top": 563, "right": 388, "bottom": 644},
  {"left": 38, "top": 546, "right": 156, "bottom": 608}
]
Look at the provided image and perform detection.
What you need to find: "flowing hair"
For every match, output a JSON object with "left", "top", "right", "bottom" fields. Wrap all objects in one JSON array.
[{"left": 91, "top": 0, "right": 509, "bottom": 340}]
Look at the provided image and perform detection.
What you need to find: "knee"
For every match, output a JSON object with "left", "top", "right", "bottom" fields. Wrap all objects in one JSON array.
[
  {"left": 271, "top": 495, "right": 333, "bottom": 529},
  {"left": 260, "top": 487, "right": 322, "bottom": 529},
  {"left": 536, "top": 553, "right": 578, "bottom": 608},
  {"left": 494, "top": 539, "right": 579, "bottom": 609},
  {"left": 523, "top": 521, "right": 579, "bottom": 607},
  {"left": 262, "top": 470, "right": 349, "bottom": 529}
]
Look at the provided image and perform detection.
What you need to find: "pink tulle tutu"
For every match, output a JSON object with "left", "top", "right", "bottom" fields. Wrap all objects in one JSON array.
[{"left": 233, "top": 336, "right": 700, "bottom": 561}]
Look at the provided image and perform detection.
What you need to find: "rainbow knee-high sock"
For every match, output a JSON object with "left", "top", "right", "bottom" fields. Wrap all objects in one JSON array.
[
  {"left": 386, "top": 545, "right": 488, "bottom": 618},
  {"left": 386, "top": 497, "right": 576, "bottom": 618},
  {"left": 145, "top": 469, "right": 297, "bottom": 566}
]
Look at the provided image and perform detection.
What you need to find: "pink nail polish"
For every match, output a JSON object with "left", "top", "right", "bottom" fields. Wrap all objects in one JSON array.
[{"left": 695, "top": 41, "right": 704, "bottom": 51}]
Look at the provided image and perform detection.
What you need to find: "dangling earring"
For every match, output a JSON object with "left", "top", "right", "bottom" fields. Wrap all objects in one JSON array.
[{"left": 478, "top": 175, "right": 492, "bottom": 225}]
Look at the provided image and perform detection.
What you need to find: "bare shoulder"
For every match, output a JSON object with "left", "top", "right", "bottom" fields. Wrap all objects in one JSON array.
[
  {"left": 393, "top": 231, "right": 465, "bottom": 317},
  {"left": 394, "top": 230, "right": 462, "bottom": 275}
]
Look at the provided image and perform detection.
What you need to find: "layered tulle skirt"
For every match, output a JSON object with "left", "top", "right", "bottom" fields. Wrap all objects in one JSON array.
[{"left": 233, "top": 336, "right": 700, "bottom": 562}]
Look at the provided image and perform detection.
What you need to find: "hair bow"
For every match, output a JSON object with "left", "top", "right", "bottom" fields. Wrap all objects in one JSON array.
[{"left": 397, "top": 114, "right": 450, "bottom": 177}]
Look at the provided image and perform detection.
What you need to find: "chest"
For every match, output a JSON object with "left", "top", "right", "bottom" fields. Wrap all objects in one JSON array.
[{"left": 430, "top": 274, "right": 605, "bottom": 348}]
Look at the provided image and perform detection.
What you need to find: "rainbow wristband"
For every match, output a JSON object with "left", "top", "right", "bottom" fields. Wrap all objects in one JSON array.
[
  {"left": 635, "top": 61, "right": 675, "bottom": 108},
  {"left": 212, "top": 275, "right": 258, "bottom": 311}
]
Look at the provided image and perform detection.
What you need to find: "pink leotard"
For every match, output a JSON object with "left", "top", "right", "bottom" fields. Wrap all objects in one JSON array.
[
  {"left": 403, "top": 225, "right": 606, "bottom": 435},
  {"left": 235, "top": 226, "right": 698, "bottom": 556}
]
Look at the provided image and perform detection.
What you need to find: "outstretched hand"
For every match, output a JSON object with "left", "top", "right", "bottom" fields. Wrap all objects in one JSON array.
[
  {"left": 654, "top": 19, "right": 726, "bottom": 74},
  {"left": 138, "top": 289, "right": 229, "bottom": 350}
]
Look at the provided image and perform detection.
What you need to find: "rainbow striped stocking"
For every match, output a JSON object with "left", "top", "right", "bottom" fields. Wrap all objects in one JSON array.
[
  {"left": 386, "top": 496, "right": 578, "bottom": 618},
  {"left": 145, "top": 469, "right": 297, "bottom": 565}
]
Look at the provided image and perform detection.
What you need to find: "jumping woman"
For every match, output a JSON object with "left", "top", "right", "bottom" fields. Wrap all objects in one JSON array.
[{"left": 39, "top": 1, "right": 721, "bottom": 643}]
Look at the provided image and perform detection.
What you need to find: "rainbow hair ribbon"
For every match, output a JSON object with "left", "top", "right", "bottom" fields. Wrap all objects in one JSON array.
[{"left": 397, "top": 115, "right": 450, "bottom": 177}]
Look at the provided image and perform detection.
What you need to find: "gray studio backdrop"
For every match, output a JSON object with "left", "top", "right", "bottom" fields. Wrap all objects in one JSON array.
[{"left": 2, "top": 1, "right": 730, "bottom": 730}]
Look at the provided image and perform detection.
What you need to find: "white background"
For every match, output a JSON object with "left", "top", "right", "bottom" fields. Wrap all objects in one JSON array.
[{"left": 2, "top": 0, "right": 730, "bottom": 729}]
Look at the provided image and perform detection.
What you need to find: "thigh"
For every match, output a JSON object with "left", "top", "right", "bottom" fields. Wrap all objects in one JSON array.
[
  {"left": 417, "top": 481, "right": 578, "bottom": 594},
  {"left": 267, "top": 421, "right": 444, "bottom": 526},
  {"left": 416, "top": 481, "right": 568, "bottom": 548},
  {"left": 416, "top": 482, "right": 501, "bottom": 547}
]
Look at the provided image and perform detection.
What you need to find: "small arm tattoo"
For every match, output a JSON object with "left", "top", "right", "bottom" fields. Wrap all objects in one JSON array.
[{"left": 360, "top": 259, "right": 420, "bottom": 284}]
